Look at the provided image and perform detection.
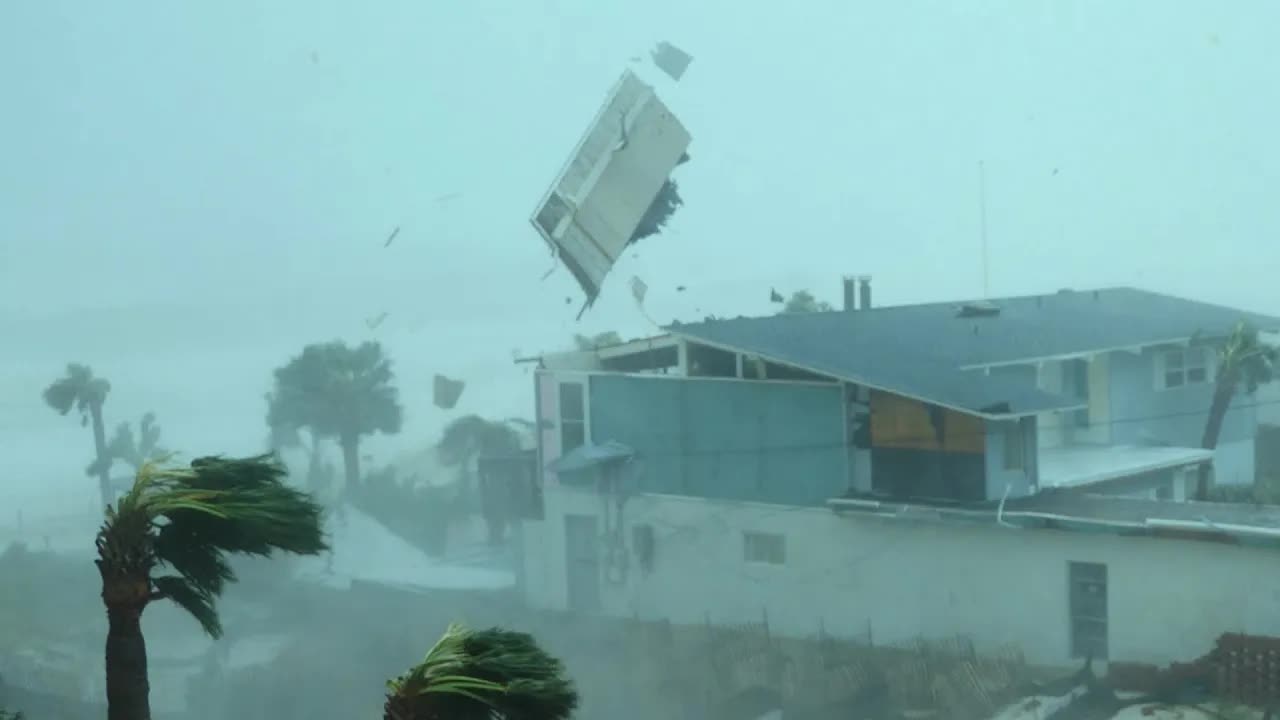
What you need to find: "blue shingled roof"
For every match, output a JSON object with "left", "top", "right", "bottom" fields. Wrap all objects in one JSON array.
[{"left": 666, "top": 287, "right": 1280, "bottom": 418}]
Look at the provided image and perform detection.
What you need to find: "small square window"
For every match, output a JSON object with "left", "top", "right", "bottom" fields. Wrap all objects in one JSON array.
[
  {"left": 744, "top": 532, "right": 785, "bottom": 565},
  {"left": 1161, "top": 347, "right": 1212, "bottom": 390}
]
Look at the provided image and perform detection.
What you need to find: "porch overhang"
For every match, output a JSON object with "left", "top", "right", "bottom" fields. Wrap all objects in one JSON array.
[{"left": 1038, "top": 444, "right": 1213, "bottom": 491}]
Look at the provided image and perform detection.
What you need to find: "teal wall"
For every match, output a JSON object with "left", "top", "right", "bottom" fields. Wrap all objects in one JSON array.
[{"left": 589, "top": 375, "right": 848, "bottom": 506}]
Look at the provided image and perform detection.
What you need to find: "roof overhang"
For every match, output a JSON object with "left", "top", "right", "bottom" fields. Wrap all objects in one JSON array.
[
  {"left": 668, "top": 330, "right": 1081, "bottom": 420},
  {"left": 824, "top": 496, "right": 1280, "bottom": 547},
  {"left": 958, "top": 336, "right": 1201, "bottom": 371},
  {"left": 519, "top": 330, "right": 680, "bottom": 363},
  {"left": 1038, "top": 445, "right": 1213, "bottom": 491}
]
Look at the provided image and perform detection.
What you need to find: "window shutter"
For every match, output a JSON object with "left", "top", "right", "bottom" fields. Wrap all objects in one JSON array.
[{"left": 1152, "top": 351, "right": 1166, "bottom": 391}]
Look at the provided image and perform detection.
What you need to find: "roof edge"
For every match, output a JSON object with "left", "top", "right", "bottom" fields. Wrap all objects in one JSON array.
[{"left": 668, "top": 330, "right": 1080, "bottom": 420}]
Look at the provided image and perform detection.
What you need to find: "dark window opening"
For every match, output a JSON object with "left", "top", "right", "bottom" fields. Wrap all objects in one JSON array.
[
  {"left": 600, "top": 345, "right": 679, "bottom": 373},
  {"left": 559, "top": 382, "right": 586, "bottom": 453},
  {"left": 1069, "top": 561, "right": 1108, "bottom": 660},
  {"left": 687, "top": 343, "right": 738, "bottom": 377}
]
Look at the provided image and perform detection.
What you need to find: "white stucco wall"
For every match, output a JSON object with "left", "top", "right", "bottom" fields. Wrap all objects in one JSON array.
[{"left": 521, "top": 486, "right": 1280, "bottom": 669}]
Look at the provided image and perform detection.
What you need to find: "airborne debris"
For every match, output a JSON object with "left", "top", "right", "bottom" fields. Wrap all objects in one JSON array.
[
  {"left": 384, "top": 226, "right": 400, "bottom": 248},
  {"left": 433, "top": 374, "right": 465, "bottom": 410},
  {"left": 630, "top": 276, "right": 648, "bottom": 307},
  {"left": 530, "top": 69, "right": 691, "bottom": 312},
  {"left": 365, "top": 312, "right": 389, "bottom": 330},
  {"left": 650, "top": 41, "right": 693, "bottom": 81},
  {"left": 770, "top": 288, "right": 785, "bottom": 303}
]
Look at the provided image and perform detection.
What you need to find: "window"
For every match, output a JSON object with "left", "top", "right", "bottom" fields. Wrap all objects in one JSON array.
[
  {"left": 1155, "top": 482, "right": 1172, "bottom": 501},
  {"left": 1069, "top": 562, "right": 1108, "bottom": 659},
  {"left": 743, "top": 531, "right": 785, "bottom": 565},
  {"left": 1160, "top": 347, "right": 1211, "bottom": 390},
  {"left": 1002, "top": 421, "right": 1025, "bottom": 471},
  {"left": 559, "top": 382, "right": 586, "bottom": 453}
]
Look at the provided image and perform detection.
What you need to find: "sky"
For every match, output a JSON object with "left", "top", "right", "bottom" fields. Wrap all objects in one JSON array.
[{"left": 2, "top": 0, "right": 1278, "bottom": 518}]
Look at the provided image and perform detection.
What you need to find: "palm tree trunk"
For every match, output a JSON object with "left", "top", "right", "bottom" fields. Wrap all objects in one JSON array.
[
  {"left": 1196, "top": 371, "right": 1239, "bottom": 500},
  {"left": 306, "top": 431, "right": 323, "bottom": 491},
  {"left": 340, "top": 434, "right": 361, "bottom": 491},
  {"left": 99, "top": 567, "right": 152, "bottom": 720},
  {"left": 90, "top": 400, "right": 112, "bottom": 509}
]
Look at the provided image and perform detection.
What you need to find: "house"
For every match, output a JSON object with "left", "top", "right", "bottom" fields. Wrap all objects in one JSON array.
[{"left": 517, "top": 284, "right": 1280, "bottom": 668}]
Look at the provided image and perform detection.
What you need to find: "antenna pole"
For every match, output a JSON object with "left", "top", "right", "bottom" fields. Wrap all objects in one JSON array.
[{"left": 979, "top": 160, "right": 989, "bottom": 298}]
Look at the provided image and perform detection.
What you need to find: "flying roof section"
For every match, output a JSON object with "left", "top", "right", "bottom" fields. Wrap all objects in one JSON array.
[{"left": 530, "top": 69, "right": 691, "bottom": 308}]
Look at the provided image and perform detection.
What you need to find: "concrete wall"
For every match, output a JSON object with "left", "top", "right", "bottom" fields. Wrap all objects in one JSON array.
[
  {"left": 1109, "top": 347, "right": 1256, "bottom": 485},
  {"left": 522, "top": 486, "right": 1280, "bottom": 669}
]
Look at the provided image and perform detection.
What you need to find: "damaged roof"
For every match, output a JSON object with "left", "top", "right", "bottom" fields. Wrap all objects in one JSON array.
[{"left": 667, "top": 287, "right": 1280, "bottom": 418}]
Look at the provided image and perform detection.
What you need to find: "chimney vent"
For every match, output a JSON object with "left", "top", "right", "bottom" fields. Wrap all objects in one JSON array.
[
  {"left": 858, "top": 276, "right": 872, "bottom": 310},
  {"left": 842, "top": 276, "right": 856, "bottom": 312}
]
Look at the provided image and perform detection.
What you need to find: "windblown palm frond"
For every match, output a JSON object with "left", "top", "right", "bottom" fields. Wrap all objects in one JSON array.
[
  {"left": 1218, "top": 321, "right": 1277, "bottom": 392},
  {"left": 42, "top": 363, "right": 110, "bottom": 416},
  {"left": 385, "top": 623, "right": 578, "bottom": 720},
  {"left": 96, "top": 454, "right": 328, "bottom": 637}
]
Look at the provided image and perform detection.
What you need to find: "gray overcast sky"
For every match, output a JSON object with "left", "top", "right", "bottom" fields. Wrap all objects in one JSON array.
[{"left": 2, "top": 1, "right": 1278, "bottom": 513}]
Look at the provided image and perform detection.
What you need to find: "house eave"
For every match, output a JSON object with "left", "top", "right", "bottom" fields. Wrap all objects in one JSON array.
[
  {"left": 957, "top": 337, "right": 1200, "bottom": 371},
  {"left": 668, "top": 331, "right": 1077, "bottom": 420}
]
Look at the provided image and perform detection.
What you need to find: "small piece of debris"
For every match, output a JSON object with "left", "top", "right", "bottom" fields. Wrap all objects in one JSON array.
[
  {"left": 384, "top": 226, "right": 400, "bottom": 247},
  {"left": 630, "top": 276, "right": 648, "bottom": 307},
  {"left": 1051, "top": 168, "right": 1059, "bottom": 176},
  {"left": 650, "top": 41, "right": 693, "bottom": 81},
  {"left": 565, "top": 297, "right": 572, "bottom": 305},
  {"left": 770, "top": 288, "right": 784, "bottom": 303},
  {"left": 365, "top": 312, "right": 389, "bottom": 330},
  {"left": 433, "top": 374, "right": 466, "bottom": 410},
  {"left": 310, "top": 51, "right": 318, "bottom": 64},
  {"left": 435, "top": 192, "right": 461, "bottom": 203},
  {"left": 676, "top": 285, "right": 686, "bottom": 292}
]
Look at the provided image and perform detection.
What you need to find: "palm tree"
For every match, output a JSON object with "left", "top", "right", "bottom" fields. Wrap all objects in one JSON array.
[
  {"left": 1196, "top": 321, "right": 1278, "bottom": 499},
  {"left": 95, "top": 454, "right": 327, "bottom": 720},
  {"left": 43, "top": 363, "right": 113, "bottom": 508},
  {"left": 384, "top": 623, "right": 578, "bottom": 720},
  {"left": 265, "top": 392, "right": 331, "bottom": 494},
  {"left": 438, "top": 416, "right": 523, "bottom": 513},
  {"left": 268, "top": 341, "right": 403, "bottom": 493},
  {"left": 106, "top": 412, "right": 167, "bottom": 471}
]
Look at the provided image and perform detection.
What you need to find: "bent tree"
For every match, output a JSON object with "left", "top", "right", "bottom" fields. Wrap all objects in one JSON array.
[
  {"left": 43, "top": 363, "right": 114, "bottom": 508},
  {"left": 384, "top": 623, "right": 578, "bottom": 720},
  {"left": 1196, "top": 322, "right": 1277, "bottom": 499},
  {"left": 96, "top": 454, "right": 327, "bottom": 720}
]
